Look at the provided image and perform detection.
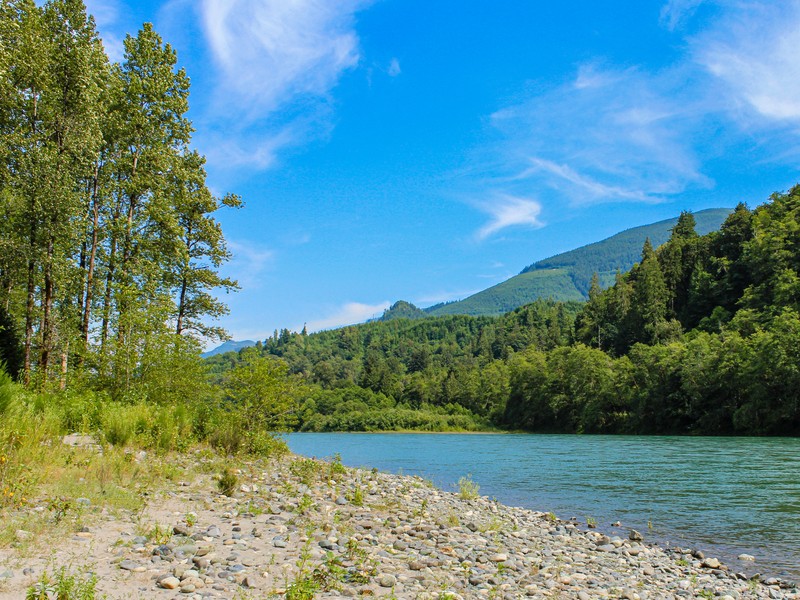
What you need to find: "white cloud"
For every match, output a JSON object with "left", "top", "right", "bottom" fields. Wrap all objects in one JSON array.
[
  {"left": 200, "top": 0, "right": 369, "bottom": 117},
  {"left": 691, "top": 1, "right": 800, "bottom": 122},
  {"left": 476, "top": 194, "right": 544, "bottom": 240},
  {"left": 304, "top": 301, "right": 390, "bottom": 332},
  {"left": 387, "top": 57, "right": 401, "bottom": 77}
]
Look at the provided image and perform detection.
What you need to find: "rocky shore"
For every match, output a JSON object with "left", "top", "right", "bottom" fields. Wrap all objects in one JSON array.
[{"left": 1, "top": 451, "right": 797, "bottom": 599}]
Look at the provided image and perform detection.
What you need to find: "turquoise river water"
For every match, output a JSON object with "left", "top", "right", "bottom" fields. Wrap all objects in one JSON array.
[{"left": 285, "top": 433, "right": 800, "bottom": 580}]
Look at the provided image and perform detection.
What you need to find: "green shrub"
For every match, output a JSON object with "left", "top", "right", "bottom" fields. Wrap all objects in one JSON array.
[{"left": 458, "top": 474, "right": 480, "bottom": 500}]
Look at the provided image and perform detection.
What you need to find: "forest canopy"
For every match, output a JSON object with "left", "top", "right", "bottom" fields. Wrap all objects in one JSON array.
[{"left": 210, "top": 191, "right": 800, "bottom": 436}]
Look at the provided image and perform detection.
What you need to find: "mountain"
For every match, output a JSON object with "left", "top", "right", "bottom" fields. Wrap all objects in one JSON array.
[
  {"left": 201, "top": 339, "right": 256, "bottom": 358},
  {"left": 382, "top": 208, "right": 732, "bottom": 320}
]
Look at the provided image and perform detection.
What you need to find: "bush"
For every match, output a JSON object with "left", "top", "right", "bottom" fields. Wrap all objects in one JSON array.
[{"left": 217, "top": 467, "right": 238, "bottom": 496}]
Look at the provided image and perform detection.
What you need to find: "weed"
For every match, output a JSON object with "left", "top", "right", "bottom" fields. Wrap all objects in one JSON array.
[
  {"left": 218, "top": 468, "right": 238, "bottom": 496},
  {"left": 148, "top": 523, "right": 172, "bottom": 545},
  {"left": 586, "top": 516, "right": 597, "bottom": 528},
  {"left": 458, "top": 474, "right": 479, "bottom": 500},
  {"left": 295, "top": 493, "right": 316, "bottom": 515},
  {"left": 290, "top": 458, "right": 321, "bottom": 486},
  {"left": 328, "top": 453, "right": 347, "bottom": 478},
  {"left": 347, "top": 484, "right": 364, "bottom": 507},
  {"left": 48, "top": 497, "right": 72, "bottom": 524},
  {"left": 26, "top": 566, "right": 100, "bottom": 600}
]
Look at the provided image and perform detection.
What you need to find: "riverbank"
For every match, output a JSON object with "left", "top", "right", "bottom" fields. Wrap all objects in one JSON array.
[{"left": 0, "top": 448, "right": 796, "bottom": 599}]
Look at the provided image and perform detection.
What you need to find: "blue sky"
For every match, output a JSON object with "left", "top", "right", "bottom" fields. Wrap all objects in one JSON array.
[{"left": 86, "top": 0, "right": 800, "bottom": 343}]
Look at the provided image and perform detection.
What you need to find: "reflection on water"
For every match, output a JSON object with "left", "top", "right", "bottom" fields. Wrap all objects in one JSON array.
[{"left": 286, "top": 433, "right": 800, "bottom": 580}]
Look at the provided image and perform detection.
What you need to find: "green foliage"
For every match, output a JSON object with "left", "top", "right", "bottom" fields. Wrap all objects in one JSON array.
[
  {"left": 26, "top": 567, "right": 99, "bottom": 600},
  {"left": 223, "top": 348, "right": 303, "bottom": 431}
]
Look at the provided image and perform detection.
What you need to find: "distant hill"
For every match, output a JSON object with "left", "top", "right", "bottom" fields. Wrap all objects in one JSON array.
[
  {"left": 381, "top": 208, "right": 732, "bottom": 321},
  {"left": 379, "top": 301, "right": 428, "bottom": 321},
  {"left": 201, "top": 339, "right": 255, "bottom": 358}
]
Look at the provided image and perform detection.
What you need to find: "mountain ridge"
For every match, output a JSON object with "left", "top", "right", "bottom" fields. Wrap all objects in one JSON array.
[{"left": 381, "top": 207, "right": 732, "bottom": 320}]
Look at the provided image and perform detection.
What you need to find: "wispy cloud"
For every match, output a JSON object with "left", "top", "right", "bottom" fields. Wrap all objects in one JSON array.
[
  {"left": 83, "top": 0, "right": 124, "bottom": 62},
  {"left": 690, "top": 1, "right": 800, "bottom": 123},
  {"left": 197, "top": 0, "right": 372, "bottom": 169},
  {"left": 225, "top": 240, "right": 275, "bottom": 289},
  {"left": 659, "top": 0, "right": 706, "bottom": 30},
  {"left": 387, "top": 58, "right": 401, "bottom": 77},
  {"left": 304, "top": 301, "right": 390, "bottom": 332},
  {"left": 475, "top": 194, "right": 544, "bottom": 240},
  {"left": 487, "top": 63, "right": 712, "bottom": 207},
  {"left": 415, "top": 289, "right": 482, "bottom": 306}
]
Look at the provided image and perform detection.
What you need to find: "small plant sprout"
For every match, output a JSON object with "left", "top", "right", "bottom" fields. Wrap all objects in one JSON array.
[{"left": 586, "top": 516, "right": 597, "bottom": 528}]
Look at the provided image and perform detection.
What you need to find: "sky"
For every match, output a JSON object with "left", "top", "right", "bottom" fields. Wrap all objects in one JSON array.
[{"left": 84, "top": 0, "right": 800, "bottom": 345}]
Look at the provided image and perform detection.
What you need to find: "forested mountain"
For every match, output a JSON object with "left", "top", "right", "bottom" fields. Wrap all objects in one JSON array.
[
  {"left": 412, "top": 208, "right": 731, "bottom": 318},
  {"left": 209, "top": 193, "right": 799, "bottom": 436}
]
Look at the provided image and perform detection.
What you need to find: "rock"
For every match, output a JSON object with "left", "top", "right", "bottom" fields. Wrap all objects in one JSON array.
[
  {"left": 243, "top": 574, "right": 265, "bottom": 589},
  {"left": 629, "top": 529, "right": 644, "bottom": 541},
  {"left": 119, "top": 559, "right": 141, "bottom": 571},
  {"left": 174, "top": 524, "right": 191, "bottom": 536},
  {"left": 490, "top": 553, "right": 508, "bottom": 563},
  {"left": 206, "top": 525, "right": 221, "bottom": 538},
  {"left": 702, "top": 558, "right": 721, "bottom": 569},
  {"left": 378, "top": 574, "right": 396, "bottom": 587},
  {"left": 15, "top": 530, "right": 33, "bottom": 542},
  {"left": 737, "top": 554, "right": 756, "bottom": 562},
  {"left": 158, "top": 576, "right": 181, "bottom": 589}
]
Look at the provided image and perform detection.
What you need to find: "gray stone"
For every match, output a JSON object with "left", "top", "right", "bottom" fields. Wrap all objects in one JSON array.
[{"left": 378, "top": 574, "right": 396, "bottom": 587}]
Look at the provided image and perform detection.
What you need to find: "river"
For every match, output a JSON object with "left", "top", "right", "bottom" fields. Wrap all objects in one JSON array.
[{"left": 285, "top": 433, "right": 799, "bottom": 580}]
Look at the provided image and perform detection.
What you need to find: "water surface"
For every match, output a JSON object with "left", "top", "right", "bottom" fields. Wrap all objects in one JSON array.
[{"left": 286, "top": 433, "right": 800, "bottom": 580}]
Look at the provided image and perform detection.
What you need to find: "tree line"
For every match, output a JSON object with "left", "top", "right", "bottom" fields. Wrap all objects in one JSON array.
[
  {"left": 209, "top": 190, "right": 800, "bottom": 436},
  {"left": 0, "top": 0, "right": 238, "bottom": 398}
]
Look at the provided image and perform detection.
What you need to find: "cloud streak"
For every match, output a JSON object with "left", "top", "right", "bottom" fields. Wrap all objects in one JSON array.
[
  {"left": 304, "top": 301, "right": 390, "bottom": 332},
  {"left": 225, "top": 240, "right": 275, "bottom": 289},
  {"left": 487, "top": 63, "right": 712, "bottom": 207},
  {"left": 476, "top": 195, "right": 544, "bottom": 240}
]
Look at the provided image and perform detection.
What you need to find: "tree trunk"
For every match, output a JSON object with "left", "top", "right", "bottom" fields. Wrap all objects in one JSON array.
[
  {"left": 40, "top": 232, "right": 54, "bottom": 387},
  {"left": 82, "top": 162, "right": 101, "bottom": 349}
]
